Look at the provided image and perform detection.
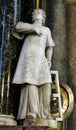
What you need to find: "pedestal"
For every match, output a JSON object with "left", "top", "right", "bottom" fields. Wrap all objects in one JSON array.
[
  {"left": 0, "top": 114, "right": 17, "bottom": 126},
  {"left": 34, "top": 118, "right": 57, "bottom": 129},
  {"left": 23, "top": 126, "right": 56, "bottom": 130},
  {"left": 23, "top": 118, "right": 57, "bottom": 129},
  {"left": 0, "top": 126, "right": 57, "bottom": 130}
]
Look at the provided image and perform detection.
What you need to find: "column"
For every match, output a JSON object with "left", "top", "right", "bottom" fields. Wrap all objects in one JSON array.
[
  {"left": 46, "top": 0, "right": 67, "bottom": 130},
  {"left": 0, "top": 0, "right": 21, "bottom": 125},
  {"left": 66, "top": 2, "right": 76, "bottom": 130}
]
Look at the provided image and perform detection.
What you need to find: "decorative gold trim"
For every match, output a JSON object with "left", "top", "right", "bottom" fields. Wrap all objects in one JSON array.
[
  {"left": 65, "top": 0, "right": 76, "bottom": 3},
  {"left": 60, "top": 82, "right": 74, "bottom": 119},
  {"left": 36, "top": 0, "right": 39, "bottom": 9},
  {"left": 52, "top": 82, "right": 74, "bottom": 119}
]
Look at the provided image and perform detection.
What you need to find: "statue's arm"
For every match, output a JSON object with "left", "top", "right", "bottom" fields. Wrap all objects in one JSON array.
[
  {"left": 15, "top": 22, "right": 35, "bottom": 33},
  {"left": 12, "top": 22, "right": 41, "bottom": 39},
  {"left": 46, "top": 28, "right": 55, "bottom": 68},
  {"left": 46, "top": 47, "right": 53, "bottom": 68}
]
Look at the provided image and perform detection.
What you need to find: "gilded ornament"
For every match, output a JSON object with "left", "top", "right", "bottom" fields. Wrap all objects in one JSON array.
[{"left": 51, "top": 82, "right": 74, "bottom": 119}]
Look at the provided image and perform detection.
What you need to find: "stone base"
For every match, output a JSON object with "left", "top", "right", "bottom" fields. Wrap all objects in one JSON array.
[
  {"left": 23, "top": 118, "right": 57, "bottom": 129},
  {"left": 0, "top": 114, "right": 17, "bottom": 126},
  {"left": 23, "top": 126, "right": 57, "bottom": 130},
  {"left": 0, "top": 126, "right": 22, "bottom": 130},
  {"left": 0, "top": 126, "right": 56, "bottom": 130},
  {"left": 35, "top": 118, "right": 57, "bottom": 129}
]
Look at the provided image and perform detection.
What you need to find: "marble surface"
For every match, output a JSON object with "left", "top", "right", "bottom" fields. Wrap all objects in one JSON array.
[
  {"left": 0, "top": 126, "right": 56, "bottom": 130},
  {"left": 0, "top": 114, "right": 17, "bottom": 126}
]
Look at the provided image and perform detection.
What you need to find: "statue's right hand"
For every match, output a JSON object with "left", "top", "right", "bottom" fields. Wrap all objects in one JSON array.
[{"left": 34, "top": 27, "right": 42, "bottom": 36}]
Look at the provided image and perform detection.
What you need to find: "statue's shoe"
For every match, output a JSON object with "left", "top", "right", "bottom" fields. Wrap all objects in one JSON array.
[
  {"left": 26, "top": 112, "right": 36, "bottom": 119},
  {"left": 47, "top": 114, "right": 55, "bottom": 120},
  {"left": 23, "top": 118, "right": 35, "bottom": 126}
]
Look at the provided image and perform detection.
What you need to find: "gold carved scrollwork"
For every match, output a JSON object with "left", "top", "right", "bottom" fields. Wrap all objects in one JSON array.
[
  {"left": 51, "top": 82, "right": 74, "bottom": 119},
  {"left": 65, "top": 0, "right": 76, "bottom": 3},
  {"left": 69, "top": 47, "right": 76, "bottom": 70},
  {"left": 69, "top": 56, "right": 76, "bottom": 70}
]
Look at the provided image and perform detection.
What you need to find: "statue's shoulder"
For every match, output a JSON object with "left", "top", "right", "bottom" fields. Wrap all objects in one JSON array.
[{"left": 43, "top": 26, "right": 51, "bottom": 32}]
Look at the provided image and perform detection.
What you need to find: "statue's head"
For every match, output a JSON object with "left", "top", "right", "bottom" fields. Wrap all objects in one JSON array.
[{"left": 32, "top": 9, "right": 46, "bottom": 24}]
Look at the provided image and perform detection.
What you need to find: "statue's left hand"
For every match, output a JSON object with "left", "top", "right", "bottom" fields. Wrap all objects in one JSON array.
[{"left": 47, "top": 59, "right": 51, "bottom": 69}]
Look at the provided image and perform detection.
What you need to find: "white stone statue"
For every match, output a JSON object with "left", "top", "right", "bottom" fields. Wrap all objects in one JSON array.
[{"left": 12, "top": 9, "right": 55, "bottom": 126}]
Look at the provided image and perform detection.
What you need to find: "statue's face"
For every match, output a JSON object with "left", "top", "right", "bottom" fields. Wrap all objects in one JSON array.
[{"left": 33, "top": 10, "right": 43, "bottom": 21}]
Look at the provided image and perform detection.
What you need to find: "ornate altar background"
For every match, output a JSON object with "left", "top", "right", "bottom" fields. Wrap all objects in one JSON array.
[{"left": 0, "top": 0, "right": 76, "bottom": 130}]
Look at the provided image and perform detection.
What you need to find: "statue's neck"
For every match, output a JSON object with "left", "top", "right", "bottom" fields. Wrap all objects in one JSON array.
[{"left": 34, "top": 20, "right": 42, "bottom": 26}]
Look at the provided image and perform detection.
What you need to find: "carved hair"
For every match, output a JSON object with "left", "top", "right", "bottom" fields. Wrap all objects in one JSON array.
[{"left": 32, "top": 9, "right": 46, "bottom": 25}]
